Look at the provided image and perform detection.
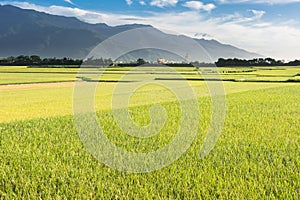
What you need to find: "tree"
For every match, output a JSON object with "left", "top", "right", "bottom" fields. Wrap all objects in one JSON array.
[
  {"left": 30, "top": 55, "right": 41, "bottom": 64},
  {"left": 137, "top": 58, "right": 146, "bottom": 65}
]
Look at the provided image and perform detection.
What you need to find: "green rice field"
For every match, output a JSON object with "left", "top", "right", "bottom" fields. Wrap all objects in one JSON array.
[{"left": 0, "top": 65, "right": 299, "bottom": 199}]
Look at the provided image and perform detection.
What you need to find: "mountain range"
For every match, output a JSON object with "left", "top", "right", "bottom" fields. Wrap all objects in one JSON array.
[{"left": 0, "top": 5, "right": 262, "bottom": 61}]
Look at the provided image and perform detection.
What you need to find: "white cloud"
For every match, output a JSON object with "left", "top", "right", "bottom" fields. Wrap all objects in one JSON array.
[
  {"left": 63, "top": 0, "right": 75, "bottom": 5},
  {"left": 217, "top": 9, "right": 265, "bottom": 23},
  {"left": 1, "top": 1, "right": 300, "bottom": 60},
  {"left": 218, "top": 0, "right": 300, "bottom": 4},
  {"left": 150, "top": 0, "right": 179, "bottom": 8},
  {"left": 250, "top": 10, "right": 265, "bottom": 19},
  {"left": 126, "top": 0, "right": 133, "bottom": 5},
  {"left": 183, "top": 1, "right": 216, "bottom": 12},
  {"left": 139, "top": 1, "right": 147, "bottom": 5},
  {"left": 203, "top": 3, "right": 216, "bottom": 11}
]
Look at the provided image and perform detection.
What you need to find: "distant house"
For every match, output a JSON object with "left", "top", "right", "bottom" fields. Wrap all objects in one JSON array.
[{"left": 157, "top": 58, "right": 167, "bottom": 64}]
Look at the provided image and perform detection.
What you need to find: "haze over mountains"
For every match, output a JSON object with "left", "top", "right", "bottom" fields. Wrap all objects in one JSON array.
[{"left": 0, "top": 5, "right": 261, "bottom": 61}]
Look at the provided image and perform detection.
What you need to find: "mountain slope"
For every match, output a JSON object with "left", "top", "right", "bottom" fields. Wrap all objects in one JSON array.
[
  {"left": 0, "top": 5, "right": 150, "bottom": 58},
  {"left": 0, "top": 5, "right": 261, "bottom": 60},
  {"left": 197, "top": 39, "right": 261, "bottom": 61}
]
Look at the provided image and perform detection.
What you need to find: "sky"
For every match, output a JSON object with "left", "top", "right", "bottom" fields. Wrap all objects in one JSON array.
[{"left": 1, "top": 0, "right": 300, "bottom": 60}]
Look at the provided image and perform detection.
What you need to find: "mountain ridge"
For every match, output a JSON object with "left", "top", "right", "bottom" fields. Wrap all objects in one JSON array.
[{"left": 0, "top": 5, "right": 262, "bottom": 60}]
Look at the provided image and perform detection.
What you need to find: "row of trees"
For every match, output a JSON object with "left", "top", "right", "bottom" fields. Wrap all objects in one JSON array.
[
  {"left": 83, "top": 57, "right": 113, "bottom": 66},
  {"left": 1, "top": 55, "right": 300, "bottom": 67},
  {"left": 215, "top": 58, "right": 300, "bottom": 67},
  {"left": 0, "top": 55, "right": 82, "bottom": 66}
]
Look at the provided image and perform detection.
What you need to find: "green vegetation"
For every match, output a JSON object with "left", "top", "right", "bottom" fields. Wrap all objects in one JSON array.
[
  {"left": 0, "top": 66, "right": 299, "bottom": 198},
  {"left": 1, "top": 86, "right": 299, "bottom": 199},
  {"left": 0, "top": 80, "right": 293, "bottom": 123},
  {"left": 0, "top": 72, "right": 77, "bottom": 85},
  {"left": 1, "top": 55, "right": 300, "bottom": 67},
  {"left": 1, "top": 66, "right": 300, "bottom": 85},
  {"left": 0, "top": 55, "right": 82, "bottom": 66},
  {"left": 215, "top": 57, "right": 300, "bottom": 67}
]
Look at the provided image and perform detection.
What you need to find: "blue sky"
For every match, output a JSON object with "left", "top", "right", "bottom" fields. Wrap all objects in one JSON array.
[{"left": 1, "top": 0, "right": 300, "bottom": 59}]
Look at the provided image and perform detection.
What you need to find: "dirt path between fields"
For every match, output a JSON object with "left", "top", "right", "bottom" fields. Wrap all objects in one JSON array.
[{"left": 0, "top": 82, "right": 76, "bottom": 91}]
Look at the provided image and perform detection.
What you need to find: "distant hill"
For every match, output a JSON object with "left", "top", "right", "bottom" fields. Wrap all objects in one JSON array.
[{"left": 0, "top": 5, "right": 261, "bottom": 61}]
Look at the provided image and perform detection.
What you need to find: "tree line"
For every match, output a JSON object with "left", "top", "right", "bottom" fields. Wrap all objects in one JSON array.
[
  {"left": 215, "top": 58, "right": 300, "bottom": 67},
  {"left": 1, "top": 55, "right": 300, "bottom": 67},
  {"left": 0, "top": 55, "right": 116, "bottom": 66},
  {"left": 0, "top": 55, "right": 82, "bottom": 66}
]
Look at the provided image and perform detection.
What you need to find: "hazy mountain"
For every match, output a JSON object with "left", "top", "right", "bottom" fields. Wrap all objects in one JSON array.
[
  {"left": 0, "top": 5, "right": 261, "bottom": 61},
  {"left": 114, "top": 29, "right": 261, "bottom": 63},
  {"left": 195, "top": 39, "right": 261, "bottom": 61}
]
